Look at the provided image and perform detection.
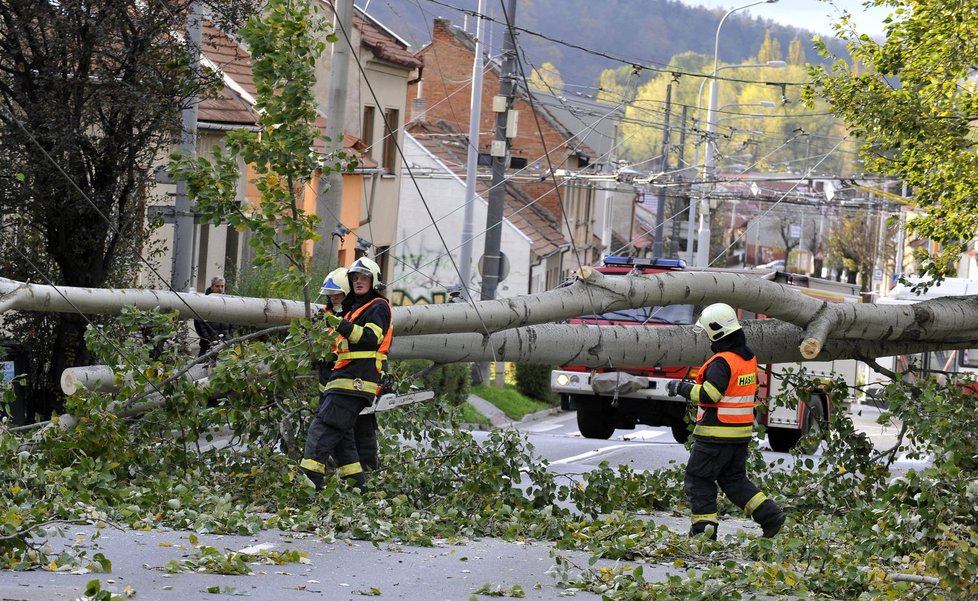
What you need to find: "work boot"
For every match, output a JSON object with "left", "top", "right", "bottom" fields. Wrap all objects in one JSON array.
[
  {"left": 689, "top": 523, "right": 718, "bottom": 541},
  {"left": 752, "top": 499, "right": 786, "bottom": 538}
]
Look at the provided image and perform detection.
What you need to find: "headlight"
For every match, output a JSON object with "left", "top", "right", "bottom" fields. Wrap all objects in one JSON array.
[
  {"left": 570, "top": 375, "right": 580, "bottom": 384},
  {"left": 555, "top": 374, "right": 569, "bottom": 386}
]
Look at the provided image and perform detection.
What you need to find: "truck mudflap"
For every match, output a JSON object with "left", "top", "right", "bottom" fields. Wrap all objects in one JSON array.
[{"left": 551, "top": 369, "right": 683, "bottom": 402}]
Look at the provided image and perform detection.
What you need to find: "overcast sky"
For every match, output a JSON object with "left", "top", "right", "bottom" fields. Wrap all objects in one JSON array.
[{"left": 682, "top": 0, "right": 892, "bottom": 38}]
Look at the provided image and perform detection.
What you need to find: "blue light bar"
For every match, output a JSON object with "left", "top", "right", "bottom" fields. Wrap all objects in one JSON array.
[{"left": 602, "top": 256, "right": 687, "bottom": 269}]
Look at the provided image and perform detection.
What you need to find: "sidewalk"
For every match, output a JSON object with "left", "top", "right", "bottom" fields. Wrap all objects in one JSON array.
[{"left": 466, "top": 394, "right": 559, "bottom": 427}]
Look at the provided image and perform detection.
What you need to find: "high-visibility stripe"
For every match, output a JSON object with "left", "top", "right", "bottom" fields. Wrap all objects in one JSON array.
[
  {"left": 701, "top": 381, "right": 722, "bottom": 402},
  {"left": 745, "top": 492, "right": 767, "bottom": 514},
  {"left": 691, "top": 512, "right": 719, "bottom": 524},
  {"left": 348, "top": 324, "right": 364, "bottom": 344},
  {"left": 692, "top": 424, "right": 754, "bottom": 438},
  {"left": 300, "top": 458, "right": 326, "bottom": 474},
  {"left": 324, "top": 378, "right": 380, "bottom": 394},
  {"left": 364, "top": 323, "right": 383, "bottom": 338},
  {"left": 336, "top": 351, "right": 387, "bottom": 361},
  {"left": 337, "top": 462, "right": 363, "bottom": 477}
]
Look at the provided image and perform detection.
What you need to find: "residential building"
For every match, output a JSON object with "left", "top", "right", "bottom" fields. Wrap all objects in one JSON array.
[{"left": 395, "top": 17, "right": 610, "bottom": 302}]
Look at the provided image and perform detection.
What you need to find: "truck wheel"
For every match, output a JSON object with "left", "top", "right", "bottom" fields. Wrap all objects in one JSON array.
[
  {"left": 768, "top": 395, "right": 825, "bottom": 453},
  {"left": 576, "top": 400, "right": 616, "bottom": 439},
  {"left": 670, "top": 418, "right": 691, "bottom": 444}
]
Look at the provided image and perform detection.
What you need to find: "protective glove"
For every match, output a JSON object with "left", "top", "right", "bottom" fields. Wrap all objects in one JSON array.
[
  {"left": 324, "top": 312, "right": 342, "bottom": 329},
  {"left": 667, "top": 380, "right": 694, "bottom": 399}
]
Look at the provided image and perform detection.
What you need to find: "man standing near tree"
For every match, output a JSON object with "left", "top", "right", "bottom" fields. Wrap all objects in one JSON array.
[
  {"left": 300, "top": 257, "right": 391, "bottom": 490},
  {"left": 667, "top": 303, "right": 786, "bottom": 539}
]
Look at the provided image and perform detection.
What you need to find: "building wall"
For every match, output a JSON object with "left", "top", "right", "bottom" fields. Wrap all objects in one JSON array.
[
  {"left": 392, "top": 134, "right": 532, "bottom": 305},
  {"left": 312, "top": 11, "right": 412, "bottom": 258},
  {"left": 408, "top": 19, "right": 582, "bottom": 224}
]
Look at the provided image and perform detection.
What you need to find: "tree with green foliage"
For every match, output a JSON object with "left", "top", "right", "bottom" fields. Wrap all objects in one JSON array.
[
  {"left": 0, "top": 0, "right": 257, "bottom": 418},
  {"left": 169, "top": 0, "right": 345, "bottom": 315},
  {"left": 809, "top": 0, "right": 978, "bottom": 283}
]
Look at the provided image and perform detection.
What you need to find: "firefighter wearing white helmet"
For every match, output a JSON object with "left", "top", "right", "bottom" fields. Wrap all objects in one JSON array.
[
  {"left": 301, "top": 256, "right": 392, "bottom": 491},
  {"left": 320, "top": 267, "right": 350, "bottom": 312},
  {"left": 666, "top": 303, "right": 786, "bottom": 539}
]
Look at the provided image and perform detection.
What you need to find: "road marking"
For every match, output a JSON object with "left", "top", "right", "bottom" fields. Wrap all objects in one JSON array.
[
  {"left": 621, "top": 430, "right": 667, "bottom": 441},
  {"left": 526, "top": 423, "right": 563, "bottom": 432},
  {"left": 550, "top": 444, "right": 634, "bottom": 466}
]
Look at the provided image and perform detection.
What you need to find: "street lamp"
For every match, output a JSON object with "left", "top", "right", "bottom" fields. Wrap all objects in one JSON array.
[
  {"left": 686, "top": 63, "right": 784, "bottom": 264},
  {"left": 696, "top": 0, "right": 779, "bottom": 267}
]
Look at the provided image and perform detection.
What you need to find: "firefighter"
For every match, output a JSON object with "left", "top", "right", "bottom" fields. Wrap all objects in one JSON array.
[
  {"left": 300, "top": 257, "right": 392, "bottom": 490},
  {"left": 667, "top": 303, "right": 786, "bottom": 539},
  {"left": 313, "top": 267, "right": 382, "bottom": 471}
]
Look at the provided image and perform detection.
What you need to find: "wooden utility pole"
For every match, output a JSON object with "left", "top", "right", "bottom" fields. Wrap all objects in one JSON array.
[{"left": 479, "top": 0, "right": 518, "bottom": 303}]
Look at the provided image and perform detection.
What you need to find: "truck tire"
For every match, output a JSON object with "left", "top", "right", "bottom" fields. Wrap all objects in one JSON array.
[
  {"left": 670, "top": 418, "right": 691, "bottom": 444},
  {"left": 768, "top": 395, "right": 826, "bottom": 453},
  {"left": 576, "top": 399, "right": 616, "bottom": 439}
]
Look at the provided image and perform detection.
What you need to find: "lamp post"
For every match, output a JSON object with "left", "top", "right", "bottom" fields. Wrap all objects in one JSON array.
[
  {"left": 695, "top": 0, "right": 779, "bottom": 267},
  {"left": 686, "top": 61, "right": 784, "bottom": 264}
]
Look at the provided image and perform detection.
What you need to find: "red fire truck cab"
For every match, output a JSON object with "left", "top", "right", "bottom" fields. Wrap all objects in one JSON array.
[{"left": 550, "top": 256, "right": 861, "bottom": 452}]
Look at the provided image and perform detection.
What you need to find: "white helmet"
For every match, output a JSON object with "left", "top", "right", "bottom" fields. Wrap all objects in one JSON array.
[
  {"left": 348, "top": 257, "right": 383, "bottom": 290},
  {"left": 320, "top": 268, "right": 350, "bottom": 296},
  {"left": 695, "top": 303, "right": 741, "bottom": 341}
]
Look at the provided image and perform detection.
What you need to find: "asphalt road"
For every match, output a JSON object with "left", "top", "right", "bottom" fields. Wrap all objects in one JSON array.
[{"left": 0, "top": 403, "right": 916, "bottom": 601}]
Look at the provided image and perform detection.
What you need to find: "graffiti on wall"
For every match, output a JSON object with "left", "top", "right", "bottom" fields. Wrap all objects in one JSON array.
[{"left": 391, "top": 236, "right": 478, "bottom": 307}]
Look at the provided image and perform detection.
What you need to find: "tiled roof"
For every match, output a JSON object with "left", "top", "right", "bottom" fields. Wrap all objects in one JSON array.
[
  {"left": 199, "top": 24, "right": 259, "bottom": 126},
  {"left": 353, "top": 11, "right": 423, "bottom": 70},
  {"left": 408, "top": 120, "right": 567, "bottom": 257},
  {"left": 198, "top": 23, "right": 373, "bottom": 166}
]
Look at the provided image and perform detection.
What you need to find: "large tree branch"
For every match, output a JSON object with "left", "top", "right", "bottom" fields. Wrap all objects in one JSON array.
[{"left": 390, "top": 321, "right": 978, "bottom": 367}]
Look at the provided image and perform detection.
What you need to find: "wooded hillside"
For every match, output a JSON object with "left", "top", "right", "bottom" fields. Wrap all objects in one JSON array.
[{"left": 363, "top": 0, "right": 848, "bottom": 90}]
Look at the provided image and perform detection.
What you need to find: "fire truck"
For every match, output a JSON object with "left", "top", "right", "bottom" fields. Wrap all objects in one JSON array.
[{"left": 550, "top": 256, "right": 861, "bottom": 452}]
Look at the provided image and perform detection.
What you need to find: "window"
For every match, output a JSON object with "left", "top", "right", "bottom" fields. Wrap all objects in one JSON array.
[
  {"left": 382, "top": 108, "right": 399, "bottom": 173},
  {"left": 361, "top": 106, "right": 375, "bottom": 153}
]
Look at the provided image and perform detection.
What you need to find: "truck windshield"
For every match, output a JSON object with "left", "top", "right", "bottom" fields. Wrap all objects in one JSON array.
[{"left": 579, "top": 304, "right": 695, "bottom": 325}]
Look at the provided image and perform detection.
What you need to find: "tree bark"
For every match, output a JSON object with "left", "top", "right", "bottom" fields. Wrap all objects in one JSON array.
[{"left": 4, "top": 272, "right": 978, "bottom": 367}]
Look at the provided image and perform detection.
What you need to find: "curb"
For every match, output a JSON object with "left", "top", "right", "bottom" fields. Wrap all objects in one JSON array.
[{"left": 465, "top": 394, "right": 563, "bottom": 428}]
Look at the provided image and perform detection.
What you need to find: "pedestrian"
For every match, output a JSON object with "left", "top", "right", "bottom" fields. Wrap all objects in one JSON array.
[
  {"left": 194, "top": 276, "right": 233, "bottom": 357},
  {"left": 667, "top": 303, "right": 786, "bottom": 539},
  {"left": 313, "top": 266, "right": 382, "bottom": 473},
  {"left": 300, "top": 257, "right": 392, "bottom": 490}
]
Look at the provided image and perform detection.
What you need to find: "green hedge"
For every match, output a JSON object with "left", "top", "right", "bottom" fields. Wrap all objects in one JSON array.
[
  {"left": 514, "top": 363, "right": 557, "bottom": 405},
  {"left": 392, "top": 359, "right": 470, "bottom": 405}
]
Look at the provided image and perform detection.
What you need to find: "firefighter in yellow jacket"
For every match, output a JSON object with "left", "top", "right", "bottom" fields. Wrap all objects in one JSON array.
[
  {"left": 667, "top": 303, "right": 786, "bottom": 539},
  {"left": 300, "top": 257, "right": 392, "bottom": 490}
]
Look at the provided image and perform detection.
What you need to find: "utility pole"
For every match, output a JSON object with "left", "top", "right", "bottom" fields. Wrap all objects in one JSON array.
[
  {"left": 479, "top": 0, "right": 517, "bottom": 303},
  {"left": 459, "top": 0, "right": 486, "bottom": 301},
  {"left": 652, "top": 83, "right": 672, "bottom": 258},
  {"left": 669, "top": 105, "right": 688, "bottom": 258},
  {"left": 475, "top": 0, "right": 516, "bottom": 385},
  {"left": 171, "top": 0, "right": 202, "bottom": 292},
  {"left": 315, "top": 0, "right": 354, "bottom": 269}
]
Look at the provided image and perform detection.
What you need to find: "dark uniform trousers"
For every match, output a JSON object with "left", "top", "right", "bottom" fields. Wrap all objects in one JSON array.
[
  {"left": 302, "top": 393, "right": 369, "bottom": 489},
  {"left": 684, "top": 440, "right": 782, "bottom": 536}
]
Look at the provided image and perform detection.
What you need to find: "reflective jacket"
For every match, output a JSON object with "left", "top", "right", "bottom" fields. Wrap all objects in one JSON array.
[
  {"left": 690, "top": 351, "right": 758, "bottom": 442},
  {"left": 322, "top": 294, "right": 392, "bottom": 401}
]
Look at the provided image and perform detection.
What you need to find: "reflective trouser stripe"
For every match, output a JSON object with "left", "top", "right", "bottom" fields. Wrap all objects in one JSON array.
[
  {"left": 693, "top": 424, "right": 753, "bottom": 439},
  {"left": 300, "top": 458, "right": 326, "bottom": 475},
  {"left": 691, "top": 512, "right": 719, "bottom": 524},
  {"left": 337, "top": 462, "right": 363, "bottom": 477},
  {"left": 745, "top": 492, "right": 767, "bottom": 514},
  {"left": 323, "top": 378, "right": 380, "bottom": 394}
]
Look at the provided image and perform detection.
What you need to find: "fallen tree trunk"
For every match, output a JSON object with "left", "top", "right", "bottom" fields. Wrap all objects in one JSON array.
[{"left": 4, "top": 273, "right": 978, "bottom": 366}]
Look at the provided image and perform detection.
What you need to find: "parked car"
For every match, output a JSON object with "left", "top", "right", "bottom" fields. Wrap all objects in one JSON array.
[{"left": 755, "top": 259, "right": 785, "bottom": 271}]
